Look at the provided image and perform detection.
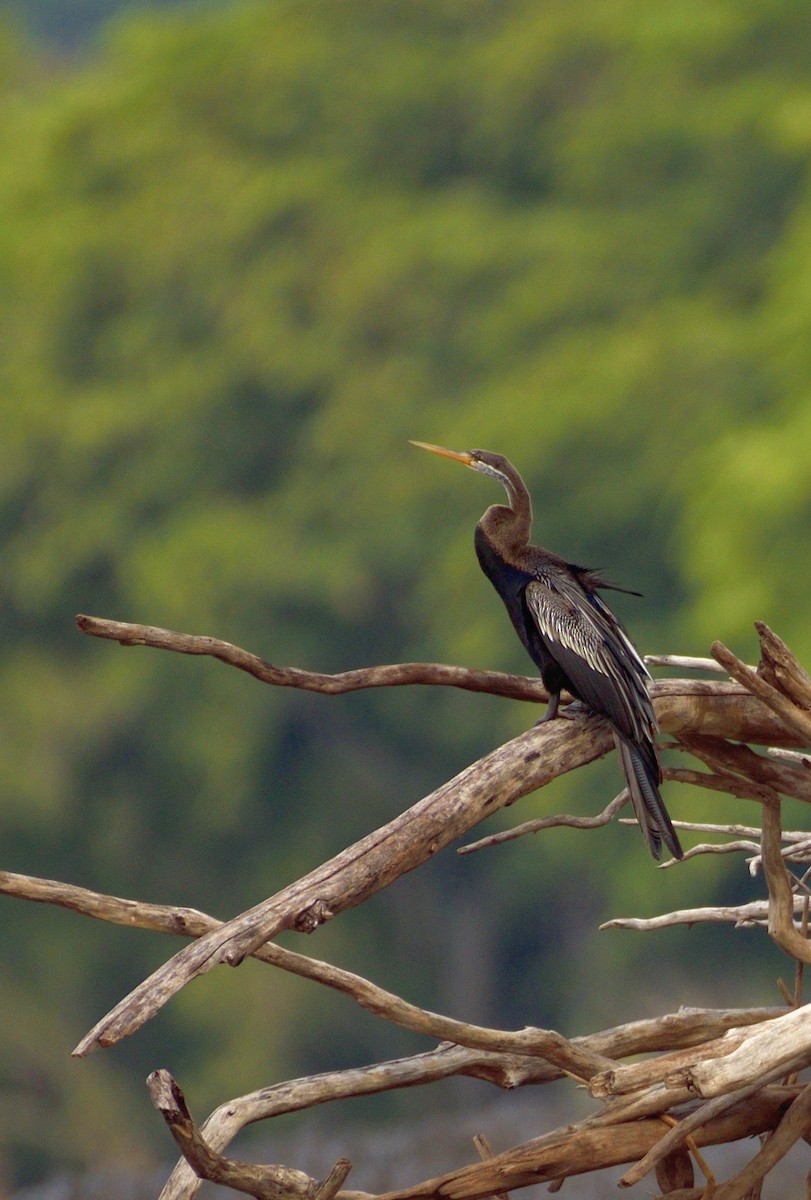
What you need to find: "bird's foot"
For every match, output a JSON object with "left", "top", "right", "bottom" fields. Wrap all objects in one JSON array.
[
  {"left": 533, "top": 698, "right": 587, "bottom": 727},
  {"left": 533, "top": 693, "right": 560, "bottom": 725}
]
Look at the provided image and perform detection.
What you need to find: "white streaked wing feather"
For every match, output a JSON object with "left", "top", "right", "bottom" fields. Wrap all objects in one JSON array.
[{"left": 525, "top": 574, "right": 656, "bottom": 743}]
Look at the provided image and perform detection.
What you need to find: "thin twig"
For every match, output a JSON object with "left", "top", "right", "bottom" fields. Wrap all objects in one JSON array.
[
  {"left": 767, "top": 747, "right": 811, "bottom": 768},
  {"left": 472, "top": 1135, "right": 510, "bottom": 1200},
  {"left": 600, "top": 901, "right": 805, "bottom": 933},
  {"left": 657, "top": 839, "right": 761, "bottom": 865},
  {"left": 458, "top": 792, "right": 627, "bottom": 855}
]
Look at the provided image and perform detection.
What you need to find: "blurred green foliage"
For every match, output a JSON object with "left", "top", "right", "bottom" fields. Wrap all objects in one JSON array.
[{"left": 2, "top": 0, "right": 811, "bottom": 1188}]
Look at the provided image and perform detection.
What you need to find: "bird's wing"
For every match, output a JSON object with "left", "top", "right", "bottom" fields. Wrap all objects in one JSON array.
[{"left": 524, "top": 573, "right": 656, "bottom": 749}]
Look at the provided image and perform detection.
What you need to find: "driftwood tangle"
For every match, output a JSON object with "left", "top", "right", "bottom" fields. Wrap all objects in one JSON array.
[{"left": 5, "top": 615, "right": 811, "bottom": 1198}]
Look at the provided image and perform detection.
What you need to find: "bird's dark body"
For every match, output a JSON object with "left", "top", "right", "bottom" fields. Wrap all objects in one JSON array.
[
  {"left": 412, "top": 441, "right": 682, "bottom": 861},
  {"left": 476, "top": 522, "right": 652, "bottom": 742},
  {"left": 474, "top": 530, "right": 569, "bottom": 696}
]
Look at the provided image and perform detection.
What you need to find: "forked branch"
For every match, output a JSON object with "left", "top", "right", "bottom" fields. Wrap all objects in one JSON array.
[{"left": 61, "top": 616, "right": 811, "bottom": 1198}]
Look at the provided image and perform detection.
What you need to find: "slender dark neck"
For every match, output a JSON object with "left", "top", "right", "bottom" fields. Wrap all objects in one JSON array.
[{"left": 478, "top": 470, "right": 532, "bottom": 554}]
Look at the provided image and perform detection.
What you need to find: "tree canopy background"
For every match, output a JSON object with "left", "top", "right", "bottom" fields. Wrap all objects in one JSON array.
[{"left": 2, "top": 0, "right": 811, "bottom": 1189}]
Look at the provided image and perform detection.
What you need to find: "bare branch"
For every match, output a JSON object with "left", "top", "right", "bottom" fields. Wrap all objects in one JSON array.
[
  {"left": 756, "top": 623, "right": 811, "bottom": 712},
  {"left": 0, "top": 869, "right": 609, "bottom": 1076},
  {"left": 147, "top": 1069, "right": 350, "bottom": 1200},
  {"left": 589, "top": 1022, "right": 781, "bottom": 1100},
  {"left": 662, "top": 765, "right": 778, "bottom": 804},
  {"left": 677, "top": 735, "right": 811, "bottom": 803},
  {"left": 664, "top": 839, "right": 762, "bottom": 864},
  {"left": 600, "top": 901, "right": 796, "bottom": 933},
  {"left": 66, "top": 617, "right": 811, "bottom": 1055},
  {"left": 458, "top": 792, "right": 628, "bottom": 855},
  {"left": 76, "top": 614, "right": 548, "bottom": 702},
  {"left": 363, "top": 1087, "right": 801, "bottom": 1200},
  {"left": 711, "top": 1081, "right": 811, "bottom": 1200},
  {"left": 639, "top": 819, "right": 794, "bottom": 841},
  {"left": 617, "top": 1082, "right": 802, "bottom": 1190},
  {"left": 712, "top": 638, "right": 811, "bottom": 746},
  {"left": 76, "top": 614, "right": 807, "bottom": 748},
  {"left": 670, "top": 1006, "right": 811, "bottom": 1100},
  {"left": 767, "top": 747, "right": 811, "bottom": 768},
  {"left": 645, "top": 654, "right": 729, "bottom": 673},
  {"left": 72, "top": 715, "right": 619, "bottom": 1057},
  {"left": 761, "top": 797, "right": 811, "bottom": 964},
  {"left": 156, "top": 1046, "right": 540, "bottom": 1200}
]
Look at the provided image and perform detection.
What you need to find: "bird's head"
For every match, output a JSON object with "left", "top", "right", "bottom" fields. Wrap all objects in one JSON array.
[{"left": 409, "top": 441, "right": 520, "bottom": 496}]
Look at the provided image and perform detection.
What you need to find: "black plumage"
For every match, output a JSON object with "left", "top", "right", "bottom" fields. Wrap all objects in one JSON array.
[{"left": 411, "top": 441, "right": 682, "bottom": 861}]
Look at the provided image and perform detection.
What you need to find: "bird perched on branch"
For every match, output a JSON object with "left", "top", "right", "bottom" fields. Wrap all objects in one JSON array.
[{"left": 411, "top": 441, "right": 682, "bottom": 862}]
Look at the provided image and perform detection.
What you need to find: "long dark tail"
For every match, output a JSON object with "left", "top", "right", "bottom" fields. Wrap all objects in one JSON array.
[{"left": 615, "top": 735, "right": 683, "bottom": 861}]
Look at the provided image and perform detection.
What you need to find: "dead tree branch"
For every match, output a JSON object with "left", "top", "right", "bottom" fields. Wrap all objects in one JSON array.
[
  {"left": 147, "top": 1069, "right": 352, "bottom": 1200},
  {"left": 0, "top": 866, "right": 789, "bottom": 1200},
  {"left": 54, "top": 616, "right": 811, "bottom": 1198},
  {"left": 352, "top": 1087, "right": 801, "bottom": 1200},
  {"left": 72, "top": 713, "right": 617, "bottom": 1057},
  {"left": 458, "top": 791, "right": 628, "bottom": 855},
  {"left": 712, "top": 636, "right": 811, "bottom": 745},
  {"left": 710, "top": 1080, "right": 811, "bottom": 1200},
  {"left": 75, "top": 614, "right": 548, "bottom": 703},
  {"left": 600, "top": 899, "right": 806, "bottom": 932},
  {"left": 75, "top": 615, "right": 805, "bottom": 745},
  {"left": 69, "top": 615, "right": 810, "bottom": 1057}
]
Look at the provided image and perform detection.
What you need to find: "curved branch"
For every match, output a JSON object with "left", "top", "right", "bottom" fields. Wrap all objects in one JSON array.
[
  {"left": 0, "top": 871, "right": 602, "bottom": 1076},
  {"left": 147, "top": 1069, "right": 339, "bottom": 1200},
  {"left": 75, "top": 614, "right": 548, "bottom": 703},
  {"left": 459, "top": 793, "right": 627, "bottom": 855},
  {"left": 600, "top": 900, "right": 792, "bottom": 932}
]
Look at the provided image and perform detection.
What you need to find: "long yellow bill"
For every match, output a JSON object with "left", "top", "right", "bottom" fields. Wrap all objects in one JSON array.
[{"left": 409, "top": 440, "right": 474, "bottom": 466}]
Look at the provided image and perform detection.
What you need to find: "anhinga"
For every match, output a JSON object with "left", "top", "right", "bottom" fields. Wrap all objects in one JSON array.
[{"left": 411, "top": 441, "right": 682, "bottom": 862}]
